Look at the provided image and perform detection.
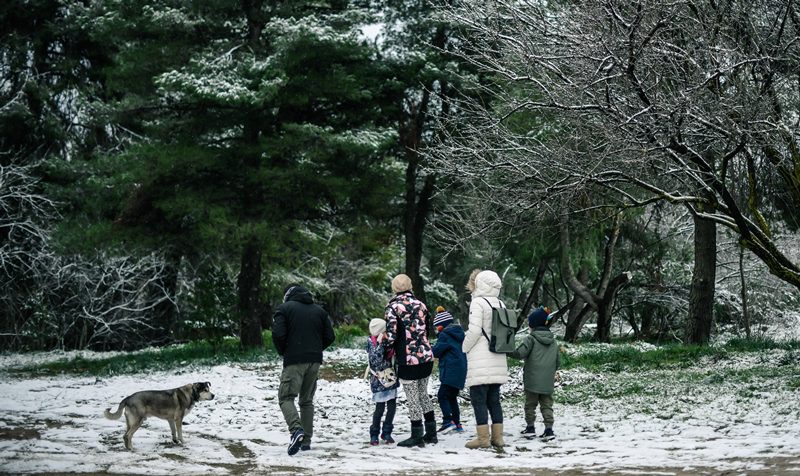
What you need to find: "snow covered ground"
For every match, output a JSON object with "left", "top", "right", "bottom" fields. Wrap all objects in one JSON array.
[{"left": 1, "top": 346, "right": 799, "bottom": 475}]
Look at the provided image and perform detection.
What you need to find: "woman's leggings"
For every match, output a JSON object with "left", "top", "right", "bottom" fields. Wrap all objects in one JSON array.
[
  {"left": 401, "top": 377, "right": 434, "bottom": 421},
  {"left": 469, "top": 383, "right": 503, "bottom": 425}
]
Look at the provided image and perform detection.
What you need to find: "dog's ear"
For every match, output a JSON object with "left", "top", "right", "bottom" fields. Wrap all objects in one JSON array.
[{"left": 206, "top": 381, "right": 210, "bottom": 388}]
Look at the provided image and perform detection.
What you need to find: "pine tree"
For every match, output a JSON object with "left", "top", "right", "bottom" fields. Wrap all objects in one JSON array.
[{"left": 67, "top": 1, "right": 398, "bottom": 347}]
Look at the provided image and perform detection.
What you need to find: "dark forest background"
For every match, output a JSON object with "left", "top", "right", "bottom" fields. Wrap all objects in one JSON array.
[{"left": 2, "top": 0, "right": 799, "bottom": 352}]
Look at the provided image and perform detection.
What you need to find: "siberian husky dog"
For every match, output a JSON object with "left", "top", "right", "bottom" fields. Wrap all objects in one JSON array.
[{"left": 104, "top": 382, "right": 214, "bottom": 450}]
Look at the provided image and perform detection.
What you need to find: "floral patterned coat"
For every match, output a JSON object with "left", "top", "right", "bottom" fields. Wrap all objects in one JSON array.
[{"left": 384, "top": 291, "right": 434, "bottom": 369}]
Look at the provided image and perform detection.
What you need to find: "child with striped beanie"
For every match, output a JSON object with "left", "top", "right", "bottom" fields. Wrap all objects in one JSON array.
[{"left": 431, "top": 306, "right": 467, "bottom": 433}]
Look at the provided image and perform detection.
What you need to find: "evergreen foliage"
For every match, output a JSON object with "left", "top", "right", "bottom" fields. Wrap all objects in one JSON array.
[{"left": 1, "top": 1, "right": 798, "bottom": 351}]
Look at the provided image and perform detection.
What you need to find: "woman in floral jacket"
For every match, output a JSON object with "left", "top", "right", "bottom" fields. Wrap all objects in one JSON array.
[{"left": 384, "top": 273, "right": 436, "bottom": 447}]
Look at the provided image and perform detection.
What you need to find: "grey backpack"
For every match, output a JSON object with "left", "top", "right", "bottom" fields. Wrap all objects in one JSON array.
[{"left": 480, "top": 298, "right": 519, "bottom": 354}]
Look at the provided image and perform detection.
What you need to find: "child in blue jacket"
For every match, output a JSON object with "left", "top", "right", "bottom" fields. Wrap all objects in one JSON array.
[{"left": 431, "top": 307, "right": 467, "bottom": 433}]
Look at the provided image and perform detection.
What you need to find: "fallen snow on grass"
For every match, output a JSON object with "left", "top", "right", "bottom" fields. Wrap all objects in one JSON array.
[
  {"left": 0, "top": 348, "right": 158, "bottom": 370},
  {"left": 1, "top": 346, "right": 799, "bottom": 475}
]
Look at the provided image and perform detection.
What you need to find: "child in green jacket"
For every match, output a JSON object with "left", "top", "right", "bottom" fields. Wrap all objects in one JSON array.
[{"left": 510, "top": 306, "right": 560, "bottom": 440}]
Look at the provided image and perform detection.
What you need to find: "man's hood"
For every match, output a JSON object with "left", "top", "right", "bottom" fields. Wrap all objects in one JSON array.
[{"left": 284, "top": 286, "right": 314, "bottom": 304}]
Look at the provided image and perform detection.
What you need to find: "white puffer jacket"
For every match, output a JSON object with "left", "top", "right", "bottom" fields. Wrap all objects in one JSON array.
[{"left": 462, "top": 270, "right": 508, "bottom": 388}]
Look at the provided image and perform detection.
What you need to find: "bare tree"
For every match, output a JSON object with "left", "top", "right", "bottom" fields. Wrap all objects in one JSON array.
[
  {"left": 0, "top": 162, "right": 56, "bottom": 349},
  {"left": 0, "top": 161, "right": 174, "bottom": 350},
  {"left": 434, "top": 0, "right": 800, "bottom": 344}
]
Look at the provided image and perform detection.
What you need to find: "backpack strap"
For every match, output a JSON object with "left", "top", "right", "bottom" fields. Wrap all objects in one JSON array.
[{"left": 480, "top": 298, "right": 495, "bottom": 344}]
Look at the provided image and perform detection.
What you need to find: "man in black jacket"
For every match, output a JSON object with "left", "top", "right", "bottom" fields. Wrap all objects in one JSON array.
[{"left": 272, "top": 284, "right": 335, "bottom": 456}]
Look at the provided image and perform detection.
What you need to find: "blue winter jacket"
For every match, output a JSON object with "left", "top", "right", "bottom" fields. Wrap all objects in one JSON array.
[{"left": 432, "top": 323, "right": 467, "bottom": 389}]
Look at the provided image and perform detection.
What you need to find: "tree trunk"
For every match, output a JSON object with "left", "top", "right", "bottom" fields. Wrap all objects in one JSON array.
[
  {"left": 404, "top": 165, "right": 434, "bottom": 304},
  {"left": 641, "top": 254, "right": 664, "bottom": 339},
  {"left": 236, "top": 0, "right": 266, "bottom": 350},
  {"left": 151, "top": 250, "right": 180, "bottom": 345},
  {"left": 739, "top": 245, "right": 751, "bottom": 339},
  {"left": 626, "top": 307, "right": 641, "bottom": 339},
  {"left": 565, "top": 304, "right": 592, "bottom": 343},
  {"left": 519, "top": 259, "right": 549, "bottom": 318},
  {"left": 593, "top": 271, "right": 632, "bottom": 342},
  {"left": 560, "top": 212, "right": 629, "bottom": 343},
  {"left": 400, "top": 23, "right": 452, "bottom": 305},
  {"left": 686, "top": 212, "right": 717, "bottom": 345},
  {"left": 594, "top": 305, "right": 612, "bottom": 342},
  {"left": 238, "top": 237, "right": 263, "bottom": 349},
  {"left": 564, "top": 266, "right": 590, "bottom": 342},
  {"left": 640, "top": 303, "right": 655, "bottom": 339}
]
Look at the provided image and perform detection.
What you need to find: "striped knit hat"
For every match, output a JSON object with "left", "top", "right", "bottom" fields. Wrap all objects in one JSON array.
[{"left": 433, "top": 308, "right": 454, "bottom": 328}]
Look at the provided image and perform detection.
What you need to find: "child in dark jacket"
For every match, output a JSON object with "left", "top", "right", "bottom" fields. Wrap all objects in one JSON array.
[
  {"left": 366, "top": 318, "right": 399, "bottom": 445},
  {"left": 510, "top": 306, "right": 560, "bottom": 441},
  {"left": 431, "top": 307, "right": 468, "bottom": 433}
]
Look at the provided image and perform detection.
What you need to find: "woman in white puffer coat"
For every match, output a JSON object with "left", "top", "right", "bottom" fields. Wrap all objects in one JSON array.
[{"left": 461, "top": 270, "right": 508, "bottom": 449}]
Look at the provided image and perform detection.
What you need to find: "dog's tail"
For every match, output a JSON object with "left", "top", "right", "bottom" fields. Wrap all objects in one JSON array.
[{"left": 103, "top": 398, "right": 127, "bottom": 420}]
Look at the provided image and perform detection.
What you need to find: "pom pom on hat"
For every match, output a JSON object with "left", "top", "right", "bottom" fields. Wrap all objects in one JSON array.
[
  {"left": 369, "top": 318, "right": 387, "bottom": 337},
  {"left": 528, "top": 306, "right": 551, "bottom": 328},
  {"left": 435, "top": 305, "right": 445, "bottom": 313}
]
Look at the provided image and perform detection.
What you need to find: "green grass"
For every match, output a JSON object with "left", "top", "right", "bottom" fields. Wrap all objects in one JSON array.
[
  {"left": 552, "top": 347, "right": 799, "bottom": 406},
  {"left": 11, "top": 324, "right": 371, "bottom": 377},
  {"left": 12, "top": 335, "right": 276, "bottom": 377},
  {"left": 10, "top": 327, "right": 797, "bottom": 380},
  {"left": 560, "top": 338, "right": 800, "bottom": 372},
  {"left": 553, "top": 364, "right": 796, "bottom": 406},
  {"left": 331, "top": 323, "right": 369, "bottom": 348}
]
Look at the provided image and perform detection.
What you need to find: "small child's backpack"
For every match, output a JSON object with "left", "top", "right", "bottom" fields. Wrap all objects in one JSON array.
[{"left": 480, "top": 298, "right": 519, "bottom": 354}]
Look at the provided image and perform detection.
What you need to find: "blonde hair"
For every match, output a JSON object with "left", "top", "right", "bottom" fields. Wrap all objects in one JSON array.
[
  {"left": 465, "top": 268, "right": 481, "bottom": 293},
  {"left": 391, "top": 273, "right": 413, "bottom": 293}
]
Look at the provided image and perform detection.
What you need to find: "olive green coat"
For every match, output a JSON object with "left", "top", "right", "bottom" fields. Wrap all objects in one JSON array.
[{"left": 510, "top": 327, "right": 560, "bottom": 394}]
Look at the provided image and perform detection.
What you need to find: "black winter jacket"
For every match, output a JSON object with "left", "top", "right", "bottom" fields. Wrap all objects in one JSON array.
[{"left": 272, "top": 286, "right": 335, "bottom": 366}]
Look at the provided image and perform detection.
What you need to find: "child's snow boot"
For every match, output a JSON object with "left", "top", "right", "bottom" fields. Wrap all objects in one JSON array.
[
  {"left": 369, "top": 424, "right": 380, "bottom": 446},
  {"left": 454, "top": 423, "right": 465, "bottom": 433},
  {"left": 381, "top": 422, "right": 395, "bottom": 444}
]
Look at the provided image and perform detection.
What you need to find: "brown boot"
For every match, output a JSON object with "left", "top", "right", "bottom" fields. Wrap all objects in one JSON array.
[
  {"left": 465, "top": 424, "right": 491, "bottom": 449},
  {"left": 490, "top": 423, "right": 505, "bottom": 447}
]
